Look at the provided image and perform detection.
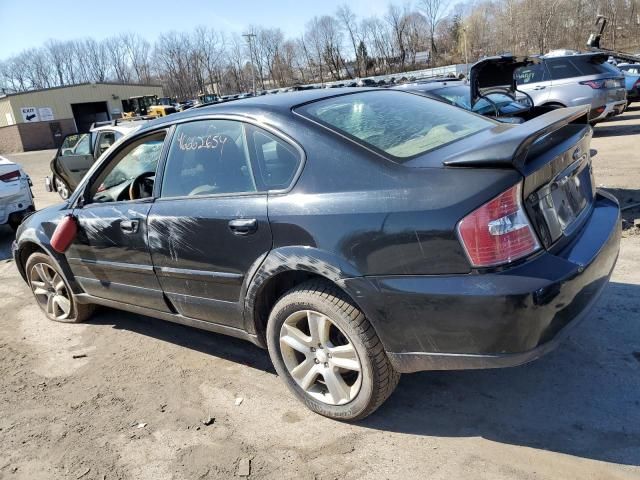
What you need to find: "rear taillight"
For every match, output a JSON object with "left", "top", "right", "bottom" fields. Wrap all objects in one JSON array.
[
  {"left": 580, "top": 78, "right": 621, "bottom": 89},
  {"left": 457, "top": 182, "right": 540, "bottom": 268},
  {"left": 0, "top": 170, "right": 20, "bottom": 182},
  {"left": 580, "top": 80, "right": 605, "bottom": 89}
]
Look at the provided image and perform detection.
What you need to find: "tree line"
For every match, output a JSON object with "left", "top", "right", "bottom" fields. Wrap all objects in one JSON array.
[{"left": 1, "top": 0, "right": 638, "bottom": 100}]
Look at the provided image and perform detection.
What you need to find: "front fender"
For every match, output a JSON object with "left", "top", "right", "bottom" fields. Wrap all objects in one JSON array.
[{"left": 14, "top": 205, "right": 81, "bottom": 294}]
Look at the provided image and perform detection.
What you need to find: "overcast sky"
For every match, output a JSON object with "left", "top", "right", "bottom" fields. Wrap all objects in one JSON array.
[{"left": 0, "top": 0, "right": 400, "bottom": 60}]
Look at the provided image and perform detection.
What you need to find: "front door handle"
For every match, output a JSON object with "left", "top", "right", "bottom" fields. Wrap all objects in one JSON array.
[
  {"left": 228, "top": 218, "right": 257, "bottom": 236},
  {"left": 120, "top": 219, "right": 139, "bottom": 234},
  {"left": 533, "top": 86, "right": 546, "bottom": 90}
]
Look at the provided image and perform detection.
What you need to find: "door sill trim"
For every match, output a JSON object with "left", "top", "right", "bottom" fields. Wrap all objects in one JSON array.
[{"left": 74, "top": 293, "right": 264, "bottom": 348}]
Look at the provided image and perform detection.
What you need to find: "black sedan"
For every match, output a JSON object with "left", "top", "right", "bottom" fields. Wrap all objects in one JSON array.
[{"left": 13, "top": 89, "right": 620, "bottom": 420}]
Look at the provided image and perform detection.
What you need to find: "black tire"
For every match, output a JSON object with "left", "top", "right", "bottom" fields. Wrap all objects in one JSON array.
[
  {"left": 25, "top": 252, "right": 94, "bottom": 323},
  {"left": 266, "top": 280, "right": 400, "bottom": 420},
  {"left": 8, "top": 218, "right": 21, "bottom": 232}
]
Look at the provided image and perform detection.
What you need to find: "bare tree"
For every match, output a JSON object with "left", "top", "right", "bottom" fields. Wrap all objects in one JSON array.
[
  {"left": 336, "top": 5, "right": 361, "bottom": 78},
  {"left": 420, "top": 0, "right": 445, "bottom": 60}
]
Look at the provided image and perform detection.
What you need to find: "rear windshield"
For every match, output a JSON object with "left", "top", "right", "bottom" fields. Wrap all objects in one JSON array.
[{"left": 296, "top": 90, "right": 493, "bottom": 160}]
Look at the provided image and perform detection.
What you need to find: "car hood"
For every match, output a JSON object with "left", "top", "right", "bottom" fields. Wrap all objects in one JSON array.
[{"left": 469, "top": 55, "right": 539, "bottom": 108}]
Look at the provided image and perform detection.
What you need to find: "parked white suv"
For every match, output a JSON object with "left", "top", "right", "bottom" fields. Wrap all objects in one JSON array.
[
  {"left": 516, "top": 52, "right": 627, "bottom": 123},
  {"left": 0, "top": 156, "right": 34, "bottom": 231}
]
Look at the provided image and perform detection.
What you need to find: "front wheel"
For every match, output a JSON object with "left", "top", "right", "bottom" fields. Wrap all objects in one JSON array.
[
  {"left": 25, "top": 252, "right": 94, "bottom": 323},
  {"left": 266, "top": 280, "right": 400, "bottom": 420}
]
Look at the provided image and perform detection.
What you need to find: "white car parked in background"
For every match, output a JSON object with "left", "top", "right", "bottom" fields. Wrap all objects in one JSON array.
[{"left": 0, "top": 156, "right": 34, "bottom": 231}]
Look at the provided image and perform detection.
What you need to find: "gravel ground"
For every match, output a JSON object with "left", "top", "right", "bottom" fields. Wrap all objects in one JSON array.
[{"left": 1, "top": 108, "right": 639, "bottom": 480}]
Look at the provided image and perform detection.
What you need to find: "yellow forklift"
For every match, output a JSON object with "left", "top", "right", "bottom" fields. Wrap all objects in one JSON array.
[{"left": 122, "top": 95, "right": 177, "bottom": 118}]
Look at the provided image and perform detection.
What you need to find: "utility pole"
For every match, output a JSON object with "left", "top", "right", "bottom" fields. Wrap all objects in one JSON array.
[
  {"left": 242, "top": 32, "right": 257, "bottom": 95},
  {"left": 462, "top": 27, "right": 469, "bottom": 77}
]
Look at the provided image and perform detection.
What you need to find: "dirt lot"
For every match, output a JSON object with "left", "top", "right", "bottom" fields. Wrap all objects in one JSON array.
[{"left": 1, "top": 108, "right": 639, "bottom": 480}]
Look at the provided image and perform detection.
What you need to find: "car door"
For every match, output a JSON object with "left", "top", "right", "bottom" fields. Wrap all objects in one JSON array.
[
  {"left": 55, "top": 133, "right": 95, "bottom": 189},
  {"left": 148, "top": 119, "right": 299, "bottom": 329},
  {"left": 65, "top": 130, "right": 172, "bottom": 312},
  {"left": 515, "top": 62, "right": 551, "bottom": 105}
]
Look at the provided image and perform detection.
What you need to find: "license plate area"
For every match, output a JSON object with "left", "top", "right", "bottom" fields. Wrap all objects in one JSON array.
[{"left": 535, "top": 155, "right": 595, "bottom": 244}]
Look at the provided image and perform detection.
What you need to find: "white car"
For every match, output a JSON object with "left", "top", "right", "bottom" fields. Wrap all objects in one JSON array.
[{"left": 0, "top": 156, "right": 34, "bottom": 231}]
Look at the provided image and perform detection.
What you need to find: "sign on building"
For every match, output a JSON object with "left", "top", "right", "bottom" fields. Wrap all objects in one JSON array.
[
  {"left": 38, "top": 107, "right": 55, "bottom": 121},
  {"left": 20, "top": 107, "right": 39, "bottom": 123}
]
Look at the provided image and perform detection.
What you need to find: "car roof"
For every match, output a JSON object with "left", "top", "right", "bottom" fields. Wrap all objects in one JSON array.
[{"left": 135, "top": 87, "right": 377, "bottom": 133}]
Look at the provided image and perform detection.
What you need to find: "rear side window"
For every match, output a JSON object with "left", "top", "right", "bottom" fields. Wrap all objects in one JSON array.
[
  {"left": 249, "top": 127, "right": 300, "bottom": 190},
  {"left": 161, "top": 120, "right": 257, "bottom": 198},
  {"left": 545, "top": 56, "right": 619, "bottom": 80},
  {"left": 572, "top": 57, "right": 619, "bottom": 76},
  {"left": 296, "top": 90, "right": 492, "bottom": 160},
  {"left": 545, "top": 58, "right": 582, "bottom": 80},
  {"left": 515, "top": 64, "right": 548, "bottom": 84}
]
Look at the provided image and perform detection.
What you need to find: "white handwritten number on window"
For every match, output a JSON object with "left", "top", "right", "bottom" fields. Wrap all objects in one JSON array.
[{"left": 177, "top": 132, "right": 229, "bottom": 151}]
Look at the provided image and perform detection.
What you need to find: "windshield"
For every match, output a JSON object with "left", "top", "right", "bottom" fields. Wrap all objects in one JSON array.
[
  {"left": 100, "top": 140, "right": 163, "bottom": 190},
  {"left": 297, "top": 90, "right": 493, "bottom": 160}
]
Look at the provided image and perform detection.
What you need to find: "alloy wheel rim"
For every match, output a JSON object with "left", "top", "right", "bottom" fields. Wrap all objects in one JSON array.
[
  {"left": 29, "top": 263, "right": 72, "bottom": 320},
  {"left": 279, "top": 310, "right": 362, "bottom": 405},
  {"left": 55, "top": 177, "right": 69, "bottom": 199}
]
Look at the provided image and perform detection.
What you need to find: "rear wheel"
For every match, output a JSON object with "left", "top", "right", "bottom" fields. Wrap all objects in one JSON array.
[
  {"left": 26, "top": 252, "right": 94, "bottom": 323},
  {"left": 266, "top": 280, "right": 400, "bottom": 420}
]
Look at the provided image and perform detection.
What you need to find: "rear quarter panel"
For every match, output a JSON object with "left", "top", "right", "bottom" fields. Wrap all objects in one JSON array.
[{"left": 265, "top": 118, "right": 522, "bottom": 276}]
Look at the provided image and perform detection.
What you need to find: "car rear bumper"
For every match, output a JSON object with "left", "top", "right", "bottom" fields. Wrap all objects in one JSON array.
[
  {"left": 344, "top": 191, "right": 621, "bottom": 373},
  {"left": 591, "top": 100, "right": 627, "bottom": 121},
  {"left": 0, "top": 181, "right": 34, "bottom": 225}
]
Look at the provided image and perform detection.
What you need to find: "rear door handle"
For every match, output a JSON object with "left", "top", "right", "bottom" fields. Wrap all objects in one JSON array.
[
  {"left": 228, "top": 218, "right": 257, "bottom": 236},
  {"left": 120, "top": 219, "right": 139, "bottom": 234}
]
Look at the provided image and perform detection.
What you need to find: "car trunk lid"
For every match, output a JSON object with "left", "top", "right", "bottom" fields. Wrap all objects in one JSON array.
[
  {"left": 469, "top": 55, "right": 540, "bottom": 109},
  {"left": 440, "top": 106, "right": 595, "bottom": 249}
]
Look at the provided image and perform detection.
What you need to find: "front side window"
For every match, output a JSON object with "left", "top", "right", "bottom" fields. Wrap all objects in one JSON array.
[
  {"left": 91, "top": 133, "right": 165, "bottom": 203},
  {"left": 296, "top": 90, "right": 492, "bottom": 160},
  {"left": 161, "top": 120, "right": 256, "bottom": 198}
]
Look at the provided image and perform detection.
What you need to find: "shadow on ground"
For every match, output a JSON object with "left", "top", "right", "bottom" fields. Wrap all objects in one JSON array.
[
  {"left": 594, "top": 121, "right": 640, "bottom": 137},
  {"left": 84, "top": 280, "right": 640, "bottom": 466},
  {"left": 88, "top": 307, "right": 276, "bottom": 373},
  {"left": 0, "top": 225, "right": 16, "bottom": 261},
  {"left": 363, "top": 280, "right": 640, "bottom": 466}
]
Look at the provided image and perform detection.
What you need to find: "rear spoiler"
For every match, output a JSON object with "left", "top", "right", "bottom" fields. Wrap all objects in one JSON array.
[{"left": 442, "top": 105, "right": 590, "bottom": 169}]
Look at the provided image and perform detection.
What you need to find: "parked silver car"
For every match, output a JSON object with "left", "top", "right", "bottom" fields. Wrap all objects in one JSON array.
[{"left": 516, "top": 52, "right": 626, "bottom": 123}]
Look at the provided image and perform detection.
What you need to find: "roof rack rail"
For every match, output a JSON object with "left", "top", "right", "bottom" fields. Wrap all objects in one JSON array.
[
  {"left": 90, "top": 120, "right": 115, "bottom": 130},
  {"left": 113, "top": 115, "right": 155, "bottom": 125},
  {"left": 192, "top": 97, "right": 246, "bottom": 109}
]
